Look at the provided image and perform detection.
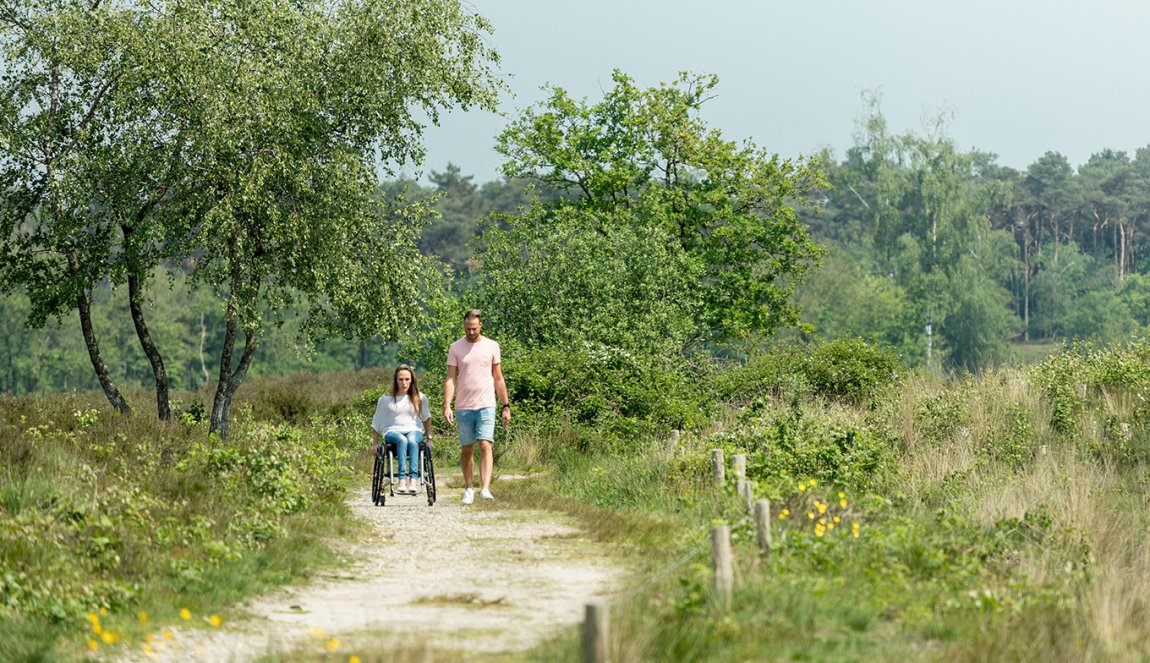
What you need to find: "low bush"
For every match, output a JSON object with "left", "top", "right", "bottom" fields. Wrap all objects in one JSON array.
[
  {"left": 706, "top": 403, "right": 899, "bottom": 496},
  {"left": 800, "top": 337, "right": 903, "bottom": 405},
  {"left": 501, "top": 342, "right": 711, "bottom": 445},
  {"left": 713, "top": 337, "right": 902, "bottom": 409}
]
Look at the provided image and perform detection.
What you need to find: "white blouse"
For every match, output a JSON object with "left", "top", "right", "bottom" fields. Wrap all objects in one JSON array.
[{"left": 371, "top": 394, "right": 431, "bottom": 435}]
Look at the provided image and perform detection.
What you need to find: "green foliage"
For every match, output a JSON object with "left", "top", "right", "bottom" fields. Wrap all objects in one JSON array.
[
  {"left": 475, "top": 205, "right": 700, "bottom": 354},
  {"left": 713, "top": 338, "right": 902, "bottom": 409},
  {"left": 493, "top": 69, "right": 827, "bottom": 345},
  {"left": 1031, "top": 338, "right": 1150, "bottom": 441},
  {"left": 0, "top": 388, "right": 360, "bottom": 630},
  {"left": 1031, "top": 243, "right": 1138, "bottom": 342},
  {"left": 709, "top": 405, "right": 897, "bottom": 495},
  {"left": 801, "top": 337, "right": 903, "bottom": 405},
  {"left": 914, "top": 390, "right": 970, "bottom": 444},
  {"left": 979, "top": 402, "right": 1033, "bottom": 470},
  {"left": 502, "top": 342, "right": 710, "bottom": 445},
  {"left": 797, "top": 249, "right": 922, "bottom": 362},
  {"left": 0, "top": 276, "right": 399, "bottom": 396},
  {"left": 0, "top": 0, "right": 504, "bottom": 434}
]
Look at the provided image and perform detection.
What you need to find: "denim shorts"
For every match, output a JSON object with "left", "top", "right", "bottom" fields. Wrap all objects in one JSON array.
[{"left": 457, "top": 407, "right": 496, "bottom": 446}]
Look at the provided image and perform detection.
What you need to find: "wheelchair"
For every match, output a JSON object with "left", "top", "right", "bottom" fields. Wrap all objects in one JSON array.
[{"left": 372, "top": 437, "right": 436, "bottom": 506}]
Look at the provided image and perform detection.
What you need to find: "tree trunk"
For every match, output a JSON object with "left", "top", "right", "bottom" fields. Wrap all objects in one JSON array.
[
  {"left": 1023, "top": 223, "right": 1031, "bottom": 342},
  {"left": 127, "top": 271, "right": 170, "bottom": 420},
  {"left": 77, "top": 284, "right": 131, "bottom": 414},
  {"left": 199, "top": 312, "right": 210, "bottom": 387},
  {"left": 208, "top": 305, "right": 259, "bottom": 439}
]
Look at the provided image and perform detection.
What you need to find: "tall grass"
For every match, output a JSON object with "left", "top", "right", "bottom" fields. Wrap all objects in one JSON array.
[{"left": 483, "top": 362, "right": 1150, "bottom": 662}]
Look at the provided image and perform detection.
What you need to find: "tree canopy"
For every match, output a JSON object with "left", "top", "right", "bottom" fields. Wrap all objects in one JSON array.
[
  {"left": 484, "top": 70, "right": 828, "bottom": 351},
  {"left": 0, "top": 0, "right": 502, "bottom": 435}
]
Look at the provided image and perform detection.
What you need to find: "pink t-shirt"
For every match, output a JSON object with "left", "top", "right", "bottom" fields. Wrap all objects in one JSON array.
[{"left": 447, "top": 336, "right": 501, "bottom": 410}]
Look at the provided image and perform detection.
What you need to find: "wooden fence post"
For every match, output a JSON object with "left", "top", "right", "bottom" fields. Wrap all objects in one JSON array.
[
  {"left": 711, "top": 525, "right": 733, "bottom": 612},
  {"left": 582, "top": 601, "right": 608, "bottom": 663},
  {"left": 711, "top": 449, "right": 725, "bottom": 485},
  {"left": 754, "top": 499, "right": 771, "bottom": 557},
  {"left": 737, "top": 479, "right": 753, "bottom": 513},
  {"left": 733, "top": 454, "right": 746, "bottom": 480},
  {"left": 668, "top": 429, "right": 681, "bottom": 454}
]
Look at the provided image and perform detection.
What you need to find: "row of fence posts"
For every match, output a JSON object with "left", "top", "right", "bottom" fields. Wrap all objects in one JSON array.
[{"left": 582, "top": 435, "right": 770, "bottom": 662}]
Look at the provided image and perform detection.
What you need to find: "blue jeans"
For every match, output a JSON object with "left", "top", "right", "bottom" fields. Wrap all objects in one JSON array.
[{"left": 384, "top": 430, "right": 423, "bottom": 480}]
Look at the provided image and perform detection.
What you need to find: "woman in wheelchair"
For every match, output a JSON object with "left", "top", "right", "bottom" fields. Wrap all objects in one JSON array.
[{"left": 371, "top": 365, "right": 432, "bottom": 494}]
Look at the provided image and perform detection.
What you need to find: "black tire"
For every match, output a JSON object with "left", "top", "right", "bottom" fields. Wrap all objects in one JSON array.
[
  {"left": 371, "top": 453, "right": 386, "bottom": 506},
  {"left": 424, "top": 445, "right": 437, "bottom": 506}
]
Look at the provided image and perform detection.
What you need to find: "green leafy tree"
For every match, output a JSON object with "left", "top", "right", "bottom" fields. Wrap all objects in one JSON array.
[
  {"left": 846, "top": 96, "right": 1019, "bottom": 369},
  {"left": 2, "top": 0, "right": 502, "bottom": 436},
  {"left": 0, "top": 0, "right": 148, "bottom": 412},
  {"left": 490, "top": 70, "right": 827, "bottom": 347},
  {"left": 477, "top": 204, "right": 701, "bottom": 354},
  {"left": 158, "top": 0, "right": 501, "bottom": 437}
]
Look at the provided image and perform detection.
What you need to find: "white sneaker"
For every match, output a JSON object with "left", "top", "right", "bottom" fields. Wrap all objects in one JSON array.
[
  {"left": 461, "top": 488, "right": 475, "bottom": 505},
  {"left": 479, "top": 489, "right": 494, "bottom": 500}
]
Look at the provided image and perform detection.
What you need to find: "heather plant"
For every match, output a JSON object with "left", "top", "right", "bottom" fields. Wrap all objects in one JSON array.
[{"left": 0, "top": 381, "right": 364, "bottom": 659}]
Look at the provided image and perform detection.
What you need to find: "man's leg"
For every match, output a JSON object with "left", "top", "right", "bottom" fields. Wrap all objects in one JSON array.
[
  {"left": 460, "top": 443, "right": 475, "bottom": 489},
  {"left": 478, "top": 439, "right": 493, "bottom": 492}
]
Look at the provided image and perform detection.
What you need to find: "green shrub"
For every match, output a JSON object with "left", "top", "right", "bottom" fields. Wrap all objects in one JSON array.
[
  {"left": 800, "top": 337, "right": 903, "bottom": 405},
  {"left": 502, "top": 342, "right": 710, "bottom": 439},
  {"left": 712, "top": 338, "right": 902, "bottom": 409},
  {"left": 1031, "top": 338, "right": 1150, "bottom": 439},
  {"left": 914, "top": 390, "right": 970, "bottom": 444},
  {"left": 707, "top": 405, "right": 898, "bottom": 495},
  {"left": 979, "top": 402, "right": 1033, "bottom": 470}
]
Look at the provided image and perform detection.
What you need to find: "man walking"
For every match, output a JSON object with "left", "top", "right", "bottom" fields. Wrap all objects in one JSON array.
[{"left": 444, "top": 309, "right": 510, "bottom": 504}]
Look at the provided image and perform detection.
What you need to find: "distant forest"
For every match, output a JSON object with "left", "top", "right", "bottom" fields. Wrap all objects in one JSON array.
[{"left": 5, "top": 118, "right": 1150, "bottom": 395}]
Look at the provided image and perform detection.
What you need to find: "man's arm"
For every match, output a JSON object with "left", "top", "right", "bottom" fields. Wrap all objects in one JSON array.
[
  {"left": 493, "top": 362, "right": 510, "bottom": 426},
  {"left": 443, "top": 364, "right": 458, "bottom": 425}
]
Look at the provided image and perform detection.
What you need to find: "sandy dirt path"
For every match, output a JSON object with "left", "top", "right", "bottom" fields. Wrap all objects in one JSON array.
[{"left": 119, "top": 478, "right": 621, "bottom": 662}]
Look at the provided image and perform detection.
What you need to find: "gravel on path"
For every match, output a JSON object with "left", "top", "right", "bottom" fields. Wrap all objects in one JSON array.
[{"left": 117, "top": 480, "right": 621, "bottom": 662}]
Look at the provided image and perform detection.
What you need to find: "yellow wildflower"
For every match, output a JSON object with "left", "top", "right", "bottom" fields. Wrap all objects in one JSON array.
[
  {"left": 87, "top": 612, "right": 100, "bottom": 626},
  {"left": 809, "top": 479, "right": 817, "bottom": 486},
  {"left": 93, "top": 623, "right": 103, "bottom": 635},
  {"left": 145, "top": 634, "right": 155, "bottom": 644},
  {"left": 88, "top": 639, "right": 99, "bottom": 651},
  {"left": 101, "top": 630, "right": 118, "bottom": 644},
  {"left": 162, "top": 628, "right": 174, "bottom": 640},
  {"left": 852, "top": 522, "right": 860, "bottom": 538},
  {"left": 798, "top": 482, "right": 806, "bottom": 492},
  {"left": 209, "top": 614, "right": 223, "bottom": 627},
  {"left": 807, "top": 511, "right": 815, "bottom": 519},
  {"left": 818, "top": 517, "right": 826, "bottom": 525},
  {"left": 816, "top": 502, "right": 827, "bottom": 514},
  {"left": 326, "top": 638, "right": 341, "bottom": 652},
  {"left": 179, "top": 608, "right": 192, "bottom": 620},
  {"left": 309, "top": 627, "right": 327, "bottom": 638},
  {"left": 839, "top": 499, "right": 848, "bottom": 508},
  {"left": 814, "top": 525, "right": 825, "bottom": 537},
  {"left": 138, "top": 610, "right": 148, "bottom": 625},
  {"left": 778, "top": 511, "right": 788, "bottom": 520},
  {"left": 350, "top": 657, "right": 362, "bottom": 663},
  {"left": 142, "top": 644, "right": 155, "bottom": 654},
  {"left": 827, "top": 522, "right": 835, "bottom": 530},
  {"left": 99, "top": 607, "right": 109, "bottom": 617},
  {"left": 833, "top": 516, "right": 841, "bottom": 523}
]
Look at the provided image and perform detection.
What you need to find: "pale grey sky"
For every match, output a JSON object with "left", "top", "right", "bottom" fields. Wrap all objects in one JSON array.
[{"left": 415, "top": 0, "right": 1150, "bottom": 183}]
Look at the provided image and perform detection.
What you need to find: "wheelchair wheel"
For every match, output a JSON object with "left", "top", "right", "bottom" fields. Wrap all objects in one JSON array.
[
  {"left": 371, "top": 452, "right": 386, "bottom": 506},
  {"left": 423, "top": 446, "right": 436, "bottom": 506}
]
